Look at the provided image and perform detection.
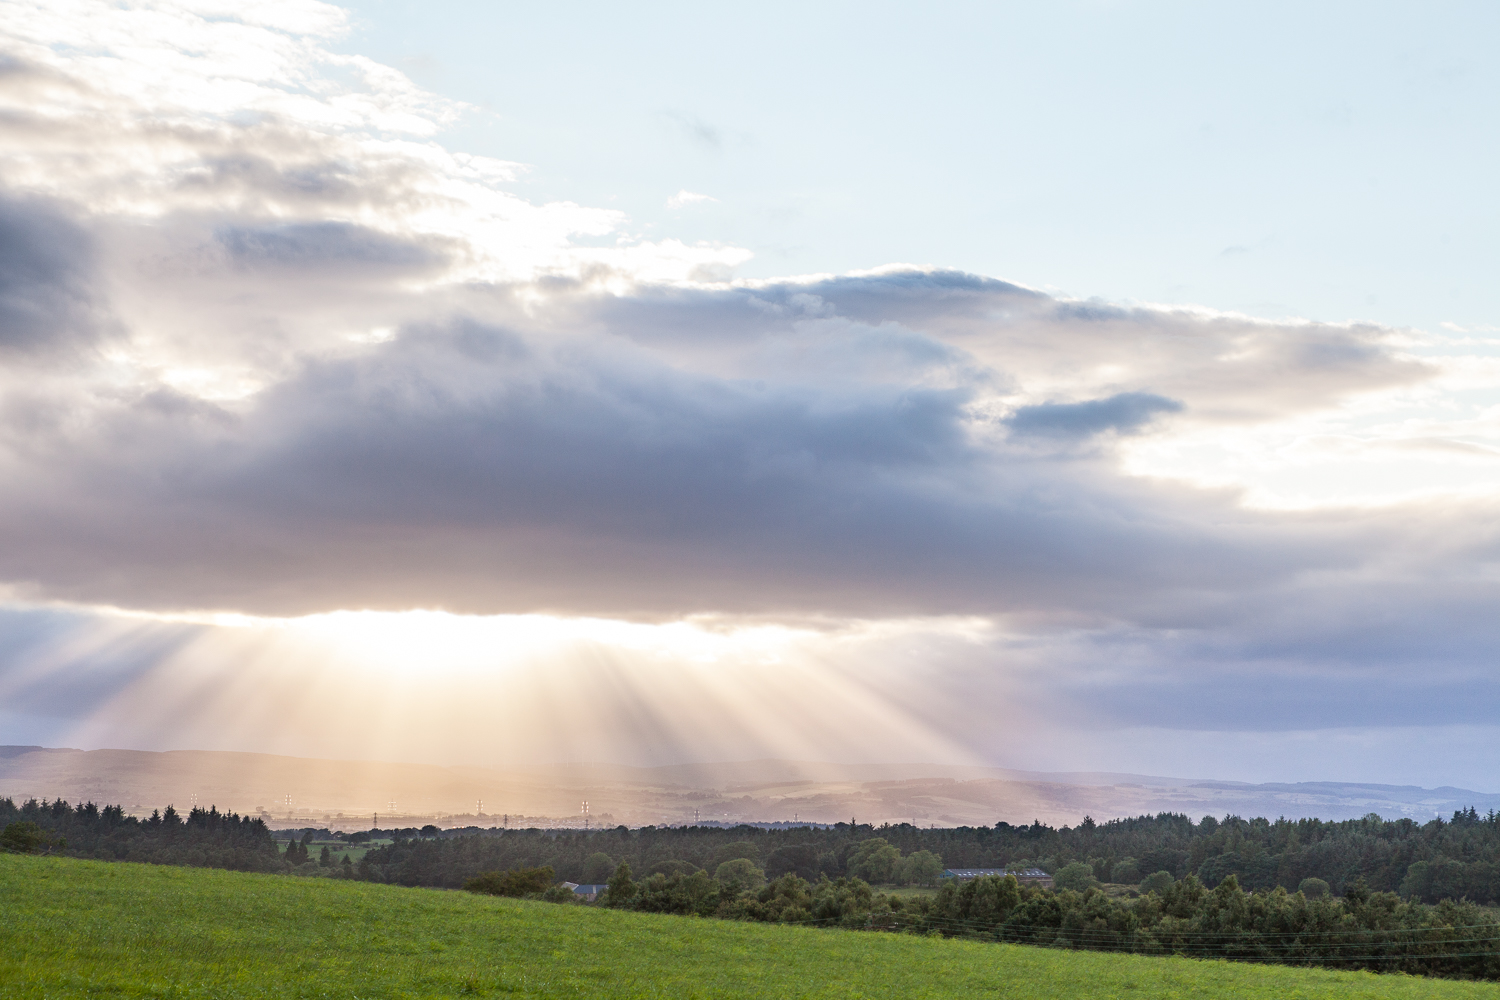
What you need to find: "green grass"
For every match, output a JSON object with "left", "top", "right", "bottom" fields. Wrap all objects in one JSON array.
[
  {"left": 6, "top": 854, "right": 1500, "bottom": 1000},
  {"left": 277, "top": 839, "right": 376, "bottom": 864}
]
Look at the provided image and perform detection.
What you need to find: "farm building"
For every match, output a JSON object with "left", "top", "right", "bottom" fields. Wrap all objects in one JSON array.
[
  {"left": 564, "top": 882, "right": 610, "bottom": 901},
  {"left": 940, "top": 868, "right": 1055, "bottom": 889}
]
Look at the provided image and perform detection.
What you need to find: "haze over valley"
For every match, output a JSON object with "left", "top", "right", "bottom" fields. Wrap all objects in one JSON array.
[{"left": 6, "top": 747, "right": 1496, "bottom": 830}]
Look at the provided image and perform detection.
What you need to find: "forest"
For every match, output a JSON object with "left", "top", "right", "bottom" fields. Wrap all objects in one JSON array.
[
  {"left": 0, "top": 796, "right": 279, "bottom": 871},
  {"left": 350, "top": 808, "right": 1500, "bottom": 905},
  {"left": 10, "top": 796, "right": 1500, "bottom": 906},
  {"left": 555, "top": 866, "right": 1500, "bottom": 980}
]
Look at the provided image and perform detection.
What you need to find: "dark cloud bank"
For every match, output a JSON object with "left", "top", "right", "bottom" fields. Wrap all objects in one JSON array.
[
  {"left": 0, "top": 261, "right": 1443, "bottom": 625},
  {"left": 0, "top": 196, "right": 105, "bottom": 355},
  {"left": 4, "top": 237, "right": 1498, "bottom": 751}
]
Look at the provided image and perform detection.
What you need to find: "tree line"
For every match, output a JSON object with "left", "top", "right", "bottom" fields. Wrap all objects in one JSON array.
[
  {"left": 453, "top": 847, "right": 1500, "bottom": 981},
  {"left": 14, "top": 798, "right": 1500, "bottom": 903},
  {"left": 1, "top": 797, "right": 281, "bottom": 872},
  {"left": 352, "top": 808, "right": 1500, "bottom": 904},
  {"left": 523, "top": 866, "right": 1499, "bottom": 981}
]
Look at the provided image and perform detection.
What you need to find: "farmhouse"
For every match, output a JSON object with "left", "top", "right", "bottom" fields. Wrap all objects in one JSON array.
[
  {"left": 564, "top": 882, "right": 610, "bottom": 901},
  {"left": 940, "top": 868, "right": 1055, "bottom": 889}
]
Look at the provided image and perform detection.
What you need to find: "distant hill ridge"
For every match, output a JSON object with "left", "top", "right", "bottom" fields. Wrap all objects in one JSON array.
[{"left": 2, "top": 746, "right": 1496, "bottom": 830}]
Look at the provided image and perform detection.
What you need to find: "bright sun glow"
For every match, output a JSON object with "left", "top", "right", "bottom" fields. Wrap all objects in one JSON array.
[
  {"left": 13, "top": 604, "right": 993, "bottom": 769},
  {"left": 105, "top": 607, "right": 831, "bottom": 674}
]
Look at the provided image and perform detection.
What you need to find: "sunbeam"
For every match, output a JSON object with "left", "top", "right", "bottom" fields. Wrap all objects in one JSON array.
[{"left": 19, "top": 606, "right": 987, "bottom": 774}]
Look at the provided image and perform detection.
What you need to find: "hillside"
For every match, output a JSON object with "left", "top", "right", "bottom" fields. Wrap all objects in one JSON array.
[
  {"left": 4, "top": 746, "right": 1495, "bottom": 828},
  {"left": 5, "top": 853, "right": 1500, "bottom": 1000}
]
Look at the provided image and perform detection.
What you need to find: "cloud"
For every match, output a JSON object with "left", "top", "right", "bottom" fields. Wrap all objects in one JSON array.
[
  {"left": 0, "top": 1, "right": 744, "bottom": 287},
  {"left": 0, "top": 272, "right": 1443, "bottom": 622},
  {"left": 1007, "top": 392, "right": 1183, "bottom": 439},
  {"left": 0, "top": 196, "right": 107, "bottom": 355},
  {"left": 4, "top": 0, "right": 1500, "bottom": 785},
  {"left": 215, "top": 221, "right": 448, "bottom": 275},
  {"left": 666, "top": 190, "right": 717, "bottom": 209},
  {"left": 0, "top": 7, "right": 1454, "bottom": 621}
]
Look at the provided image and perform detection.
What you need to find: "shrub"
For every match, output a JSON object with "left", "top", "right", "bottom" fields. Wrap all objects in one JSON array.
[
  {"left": 896, "top": 849, "right": 944, "bottom": 885},
  {"left": 1, "top": 821, "right": 62, "bottom": 854},
  {"left": 632, "top": 869, "right": 719, "bottom": 916},
  {"left": 932, "top": 873, "right": 1022, "bottom": 927},
  {"left": 741, "top": 874, "right": 814, "bottom": 922},
  {"left": 1139, "top": 870, "right": 1175, "bottom": 895},
  {"left": 539, "top": 885, "right": 578, "bottom": 903},
  {"left": 847, "top": 839, "right": 901, "bottom": 884},
  {"left": 463, "top": 866, "right": 556, "bottom": 897},
  {"left": 1052, "top": 861, "right": 1097, "bottom": 893},
  {"left": 715, "top": 858, "right": 766, "bottom": 894}
]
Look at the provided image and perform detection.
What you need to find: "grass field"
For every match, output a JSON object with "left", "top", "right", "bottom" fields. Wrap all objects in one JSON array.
[
  {"left": 276, "top": 838, "right": 380, "bottom": 864},
  {"left": 6, "top": 854, "right": 1500, "bottom": 999}
]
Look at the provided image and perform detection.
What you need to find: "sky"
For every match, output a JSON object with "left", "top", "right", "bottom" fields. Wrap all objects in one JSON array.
[{"left": 2, "top": 0, "right": 1500, "bottom": 791}]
